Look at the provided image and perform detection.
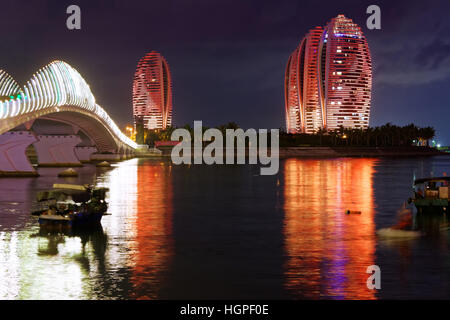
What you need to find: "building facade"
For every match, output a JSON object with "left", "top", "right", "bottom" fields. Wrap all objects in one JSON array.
[
  {"left": 133, "top": 51, "right": 173, "bottom": 130},
  {"left": 285, "top": 15, "right": 372, "bottom": 133}
]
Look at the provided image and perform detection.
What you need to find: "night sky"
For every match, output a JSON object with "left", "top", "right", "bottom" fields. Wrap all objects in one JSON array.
[{"left": 1, "top": 0, "right": 450, "bottom": 144}]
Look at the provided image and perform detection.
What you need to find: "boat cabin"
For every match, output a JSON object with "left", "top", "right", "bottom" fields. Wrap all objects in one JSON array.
[
  {"left": 411, "top": 177, "right": 450, "bottom": 213},
  {"left": 414, "top": 177, "right": 450, "bottom": 199}
]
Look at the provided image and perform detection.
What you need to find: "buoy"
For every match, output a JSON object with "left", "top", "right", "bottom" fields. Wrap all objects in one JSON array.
[
  {"left": 96, "top": 161, "right": 111, "bottom": 167},
  {"left": 58, "top": 168, "right": 78, "bottom": 177},
  {"left": 346, "top": 210, "right": 361, "bottom": 215}
]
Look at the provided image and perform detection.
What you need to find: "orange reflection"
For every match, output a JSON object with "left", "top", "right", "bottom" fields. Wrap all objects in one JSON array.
[
  {"left": 131, "top": 160, "right": 173, "bottom": 299},
  {"left": 283, "top": 158, "right": 377, "bottom": 299}
]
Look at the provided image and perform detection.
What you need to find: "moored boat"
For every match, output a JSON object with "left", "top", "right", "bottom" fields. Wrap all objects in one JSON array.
[
  {"left": 32, "top": 183, "right": 109, "bottom": 229},
  {"left": 408, "top": 177, "right": 450, "bottom": 214}
]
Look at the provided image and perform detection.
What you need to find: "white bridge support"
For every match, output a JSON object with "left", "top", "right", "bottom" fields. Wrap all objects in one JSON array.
[
  {"left": 74, "top": 146, "right": 98, "bottom": 162},
  {"left": 0, "top": 131, "right": 38, "bottom": 176},
  {"left": 0, "top": 61, "right": 138, "bottom": 174},
  {"left": 33, "top": 135, "right": 82, "bottom": 167}
]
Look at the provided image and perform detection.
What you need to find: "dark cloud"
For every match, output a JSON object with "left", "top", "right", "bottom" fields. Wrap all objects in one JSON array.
[
  {"left": 415, "top": 40, "right": 450, "bottom": 70},
  {"left": 369, "top": 0, "right": 450, "bottom": 86},
  {"left": 0, "top": 0, "right": 450, "bottom": 143}
]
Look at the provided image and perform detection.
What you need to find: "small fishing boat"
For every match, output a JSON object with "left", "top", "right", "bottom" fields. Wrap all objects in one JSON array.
[
  {"left": 31, "top": 183, "right": 109, "bottom": 229},
  {"left": 408, "top": 177, "right": 450, "bottom": 214}
]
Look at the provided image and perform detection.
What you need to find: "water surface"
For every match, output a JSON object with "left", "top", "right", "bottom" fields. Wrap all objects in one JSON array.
[{"left": 0, "top": 156, "right": 450, "bottom": 299}]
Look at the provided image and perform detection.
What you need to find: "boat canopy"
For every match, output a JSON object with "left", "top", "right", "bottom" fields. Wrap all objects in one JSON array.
[
  {"left": 414, "top": 177, "right": 450, "bottom": 185},
  {"left": 53, "top": 183, "right": 87, "bottom": 191},
  {"left": 37, "top": 188, "right": 91, "bottom": 203},
  {"left": 36, "top": 184, "right": 108, "bottom": 203}
]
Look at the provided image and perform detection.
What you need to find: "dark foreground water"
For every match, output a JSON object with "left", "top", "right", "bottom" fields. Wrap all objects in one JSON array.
[{"left": 1, "top": 156, "right": 450, "bottom": 299}]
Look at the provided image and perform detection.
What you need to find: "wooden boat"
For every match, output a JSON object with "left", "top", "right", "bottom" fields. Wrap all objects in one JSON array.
[
  {"left": 32, "top": 183, "right": 108, "bottom": 229},
  {"left": 38, "top": 211, "right": 104, "bottom": 228},
  {"left": 408, "top": 177, "right": 450, "bottom": 214}
]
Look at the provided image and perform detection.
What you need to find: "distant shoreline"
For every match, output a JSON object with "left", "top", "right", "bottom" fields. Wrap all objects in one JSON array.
[
  {"left": 151, "top": 145, "right": 448, "bottom": 159},
  {"left": 278, "top": 146, "right": 447, "bottom": 159}
]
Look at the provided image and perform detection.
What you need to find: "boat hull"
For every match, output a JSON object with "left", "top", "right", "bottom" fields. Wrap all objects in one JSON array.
[
  {"left": 414, "top": 198, "right": 449, "bottom": 214},
  {"left": 38, "top": 212, "right": 104, "bottom": 229}
]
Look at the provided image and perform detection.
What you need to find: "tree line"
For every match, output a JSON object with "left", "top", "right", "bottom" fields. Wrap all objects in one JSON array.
[
  {"left": 280, "top": 123, "right": 435, "bottom": 147},
  {"left": 138, "top": 122, "right": 240, "bottom": 146},
  {"left": 136, "top": 122, "right": 436, "bottom": 148}
]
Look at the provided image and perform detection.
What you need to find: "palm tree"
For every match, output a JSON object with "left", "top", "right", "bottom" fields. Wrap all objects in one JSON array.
[
  {"left": 419, "top": 126, "right": 435, "bottom": 147},
  {"left": 374, "top": 127, "right": 381, "bottom": 146},
  {"left": 225, "top": 122, "right": 239, "bottom": 130},
  {"left": 404, "top": 123, "right": 419, "bottom": 146},
  {"left": 365, "top": 127, "right": 373, "bottom": 146},
  {"left": 159, "top": 126, "right": 175, "bottom": 141},
  {"left": 317, "top": 128, "right": 327, "bottom": 146}
]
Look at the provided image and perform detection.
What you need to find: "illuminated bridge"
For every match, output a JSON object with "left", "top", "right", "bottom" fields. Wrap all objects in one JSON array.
[{"left": 0, "top": 60, "right": 137, "bottom": 175}]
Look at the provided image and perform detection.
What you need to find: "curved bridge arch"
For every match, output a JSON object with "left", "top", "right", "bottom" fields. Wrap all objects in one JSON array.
[{"left": 0, "top": 61, "right": 137, "bottom": 153}]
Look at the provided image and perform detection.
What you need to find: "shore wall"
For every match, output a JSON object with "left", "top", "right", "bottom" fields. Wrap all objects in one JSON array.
[
  {"left": 135, "top": 147, "right": 163, "bottom": 157},
  {"left": 279, "top": 146, "right": 446, "bottom": 159},
  {"left": 149, "top": 145, "right": 447, "bottom": 160}
]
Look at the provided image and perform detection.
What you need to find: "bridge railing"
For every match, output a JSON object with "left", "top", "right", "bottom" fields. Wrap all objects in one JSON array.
[{"left": 0, "top": 61, "right": 137, "bottom": 150}]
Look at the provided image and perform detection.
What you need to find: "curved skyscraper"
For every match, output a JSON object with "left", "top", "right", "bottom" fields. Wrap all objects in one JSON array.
[
  {"left": 285, "top": 15, "right": 372, "bottom": 133},
  {"left": 285, "top": 27, "right": 323, "bottom": 133},
  {"left": 133, "top": 51, "right": 173, "bottom": 130}
]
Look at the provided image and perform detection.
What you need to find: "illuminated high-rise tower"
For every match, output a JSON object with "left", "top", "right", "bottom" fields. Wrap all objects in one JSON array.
[
  {"left": 318, "top": 15, "right": 372, "bottom": 131},
  {"left": 285, "top": 27, "right": 323, "bottom": 133},
  {"left": 285, "top": 15, "right": 372, "bottom": 133},
  {"left": 133, "top": 51, "right": 173, "bottom": 130}
]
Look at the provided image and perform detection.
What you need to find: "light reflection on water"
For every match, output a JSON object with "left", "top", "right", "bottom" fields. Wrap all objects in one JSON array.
[
  {"left": 0, "top": 156, "right": 449, "bottom": 299},
  {"left": 0, "top": 159, "right": 174, "bottom": 299},
  {"left": 130, "top": 161, "right": 173, "bottom": 299},
  {"left": 283, "top": 158, "right": 376, "bottom": 299}
]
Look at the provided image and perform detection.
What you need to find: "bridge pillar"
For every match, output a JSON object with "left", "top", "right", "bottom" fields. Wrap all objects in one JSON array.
[
  {"left": 74, "top": 146, "right": 98, "bottom": 162},
  {"left": 33, "top": 135, "right": 82, "bottom": 167},
  {"left": 0, "top": 131, "right": 38, "bottom": 176},
  {"left": 120, "top": 147, "right": 131, "bottom": 160},
  {"left": 126, "top": 148, "right": 135, "bottom": 159}
]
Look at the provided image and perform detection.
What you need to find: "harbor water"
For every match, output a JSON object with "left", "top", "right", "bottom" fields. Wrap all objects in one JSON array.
[{"left": 0, "top": 156, "right": 450, "bottom": 299}]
